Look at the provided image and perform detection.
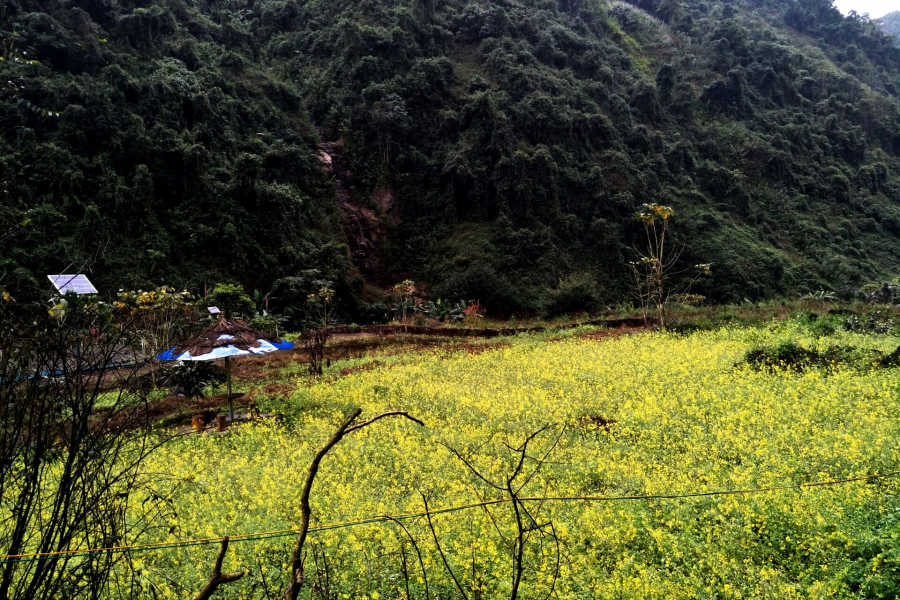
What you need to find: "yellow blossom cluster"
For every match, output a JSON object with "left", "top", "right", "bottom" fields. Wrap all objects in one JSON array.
[
  {"left": 114, "top": 287, "right": 192, "bottom": 313},
  {"left": 135, "top": 323, "right": 900, "bottom": 599}
]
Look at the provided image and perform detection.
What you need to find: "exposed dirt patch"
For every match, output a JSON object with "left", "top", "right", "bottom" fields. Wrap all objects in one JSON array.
[
  {"left": 317, "top": 129, "right": 391, "bottom": 285},
  {"left": 340, "top": 360, "right": 384, "bottom": 376},
  {"left": 263, "top": 383, "right": 294, "bottom": 396},
  {"left": 577, "top": 326, "right": 646, "bottom": 340},
  {"left": 576, "top": 414, "right": 618, "bottom": 432},
  {"left": 244, "top": 382, "right": 296, "bottom": 403},
  {"left": 372, "top": 183, "right": 401, "bottom": 225}
]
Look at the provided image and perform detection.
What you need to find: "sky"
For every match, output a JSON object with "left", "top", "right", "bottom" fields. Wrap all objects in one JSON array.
[{"left": 832, "top": 0, "right": 895, "bottom": 19}]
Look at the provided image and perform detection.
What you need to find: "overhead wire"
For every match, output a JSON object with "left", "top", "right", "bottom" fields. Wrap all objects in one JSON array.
[{"left": 1, "top": 468, "right": 898, "bottom": 564}]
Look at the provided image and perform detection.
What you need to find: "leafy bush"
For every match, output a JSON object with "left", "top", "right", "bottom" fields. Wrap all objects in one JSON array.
[
  {"left": 435, "top": 263, "right": 522, "bottom": 315},
  {"left": 249, "top": 315, "right": 283, "bottom": 336},
  {"left": 266, "top": 273, "right": 347, "bottom": 330},
  {"left": 354, "top": 303, "right": 391, "bottom": 325},
  {"left": 420, "top": 299, "right": 466, "bottom": 322},
  {"left": 842, "top": 509, "right": 900, "bottom": 599},
  {"left": 861, "top": 282, "right": 900, "bottom": 304},
  {"left": 795, "top": 311, "right": 843, "bottom": 337},
  {"left": 203, "top": 284, "right": 255, "bottom": 319},
  {"left": 742, "top": 341, "right": 899, "bottom": 372},
  {"left": 164, "top": 362, "right": 226, "bottom": 399},
  {"left": 843, "top": 311, "right": 897, "bottom": 335},
  {"left": 462, "top": 300, "right": 486, "bottom": 321},
  {"left": 743, "top": 341, "right": 820, "bottom": 370},
  {"left": 542, "top": 274, "right": 600, "bottom": 318},
  {"left": 799, "top": 290, "right": 838, "bottom": 302}
]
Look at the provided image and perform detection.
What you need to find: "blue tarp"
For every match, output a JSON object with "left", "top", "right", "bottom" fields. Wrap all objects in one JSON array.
[{"left": 156, "top": 336, "right": 294, "bottom": 362}]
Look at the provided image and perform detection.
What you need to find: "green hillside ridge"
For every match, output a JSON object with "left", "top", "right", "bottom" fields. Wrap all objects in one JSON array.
[
  {"left": 3, "top": 0, "right": 900, "bottom": 313},
  {"left": 877, "top": 11, "right": 900, "bottom": 47}
]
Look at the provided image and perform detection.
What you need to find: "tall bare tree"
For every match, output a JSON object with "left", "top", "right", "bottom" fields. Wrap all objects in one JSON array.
[{"left": 630, "top": 204, "right": 709, "bottom": 329}]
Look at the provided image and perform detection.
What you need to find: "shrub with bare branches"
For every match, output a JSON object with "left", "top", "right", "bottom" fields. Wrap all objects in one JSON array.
[
  {"left": 440, "top": 425, "right": 565, "bottom": 600},
  {"left": 0, "top": 294, "right": 173, "bottom": 599}
]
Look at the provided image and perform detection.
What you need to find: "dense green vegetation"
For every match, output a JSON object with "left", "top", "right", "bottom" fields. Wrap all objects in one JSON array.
[
  {"left": 878, "top": 12, "right": 900, "bottom": 47},
  {"left": 3, "top": 0, "right": 900, "bottom": 312},
  {"left": 0, "top": 0, "right": 357, "bottom": 302}
]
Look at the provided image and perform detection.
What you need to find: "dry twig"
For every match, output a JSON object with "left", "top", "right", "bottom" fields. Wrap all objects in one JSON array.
[{"left": 193, "top": 537, "right": 244, "bottom": 600}]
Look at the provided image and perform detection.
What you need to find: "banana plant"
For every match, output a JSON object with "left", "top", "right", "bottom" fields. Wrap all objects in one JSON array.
[
  {"left": 799, "top": 289, "right": 837, "bottom": 302},
  {"left": 421, "top": 299, "right": 466, "bottom": 322}
]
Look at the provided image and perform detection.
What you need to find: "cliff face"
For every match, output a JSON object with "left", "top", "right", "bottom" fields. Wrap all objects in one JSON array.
[
  {"left": 3, "top": 0, "right": 900, "bottom": 310},
  {"left": 878, "top": 11, "right": 900, "bottom": 47}
]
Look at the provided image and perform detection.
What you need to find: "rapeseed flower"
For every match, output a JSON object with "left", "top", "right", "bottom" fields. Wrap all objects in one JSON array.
[{"left": 132, "top": 324, "right": 900, "bottom": 598}]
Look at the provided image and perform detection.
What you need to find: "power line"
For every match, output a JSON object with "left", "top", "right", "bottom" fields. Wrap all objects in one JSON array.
[{"left": 2, "top": 469, "right": 898, "bottom": 564}]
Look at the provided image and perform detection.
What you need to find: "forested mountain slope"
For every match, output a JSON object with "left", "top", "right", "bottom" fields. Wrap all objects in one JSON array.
[
  {"left": 878, "top": 12, "right": 900, "bottom": 47},
  {"left": 3, "top": 0, "right": 900, "bottom": 311}
]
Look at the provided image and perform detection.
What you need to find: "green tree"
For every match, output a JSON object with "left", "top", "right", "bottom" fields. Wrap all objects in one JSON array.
[{"left": 204, "top": 283, "right": 254, "bottom": 319}]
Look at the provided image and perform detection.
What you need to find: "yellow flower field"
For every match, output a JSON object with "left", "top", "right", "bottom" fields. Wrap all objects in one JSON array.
[{"left": 137, "top": 324, "right": 900, "bottom": 599}]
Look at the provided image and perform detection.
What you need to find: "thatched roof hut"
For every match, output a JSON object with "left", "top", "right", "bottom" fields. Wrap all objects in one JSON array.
[{"left": 161, "top": 318, "right": 287, "bottom": 360}]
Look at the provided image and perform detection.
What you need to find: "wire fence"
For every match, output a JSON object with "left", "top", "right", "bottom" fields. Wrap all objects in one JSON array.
[{"left": 2, "top": 469, "right": 898, "bottom": 564}]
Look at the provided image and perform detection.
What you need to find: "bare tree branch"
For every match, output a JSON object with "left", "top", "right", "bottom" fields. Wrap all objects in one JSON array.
[
  {"left": 442, "top": 444, "right": 505, "bottom": 492},
  {"left": 421, "top": 493, "right": 469, "bottom": 600},
  {"left": 193, "top": 537, "right": 244, "bottom": 600},
  {"left": 285, "top": 408, "right": 360, "bottom": 600},
  {"left": 285, "top": 409, "right": 424, "bottom": 600},
  {"left": 515, "top": 426, "right": 565, "bottom": 495},
  {"left": 472, "top": 487, "right": 512, "bottom": 551},
  {"left": 383, "top": 516, "right": 430, "bottom": 600},
  {"left": 345, "top": 411, "right": 425, "bottom": 433},
  {"left": 540, "top": 522, "right": 561, "bottom": 600},
  {"left": 445, "top": 426, "right": 563, "bottom": 600}
]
